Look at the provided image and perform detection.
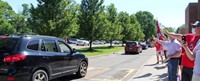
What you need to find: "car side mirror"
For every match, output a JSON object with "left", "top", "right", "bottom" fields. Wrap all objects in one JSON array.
[{"left": 72, "top": 48, "right": 77, "bottom": 53}]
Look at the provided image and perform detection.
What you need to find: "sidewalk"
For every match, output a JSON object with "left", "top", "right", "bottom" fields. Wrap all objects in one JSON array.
[{"left": 128, "top": 55, "right": 169, "bottom": 81}]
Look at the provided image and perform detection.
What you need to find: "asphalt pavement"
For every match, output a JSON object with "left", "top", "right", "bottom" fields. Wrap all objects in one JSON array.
[{"left": 128, "top": 55, "right": 169, "bottom": 81}]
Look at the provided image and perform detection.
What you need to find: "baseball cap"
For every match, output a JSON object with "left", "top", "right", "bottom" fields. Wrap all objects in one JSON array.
[{"left": 192, "top": 21, "right": 200, "bottom": 27}]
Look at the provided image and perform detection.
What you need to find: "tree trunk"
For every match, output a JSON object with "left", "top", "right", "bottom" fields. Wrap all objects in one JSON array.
[
  {"left": 88, "top": 41, "right": 93, "bottom": 51},
  {"left": 109, "top": 40, "right": 114, "bottom": 48}
]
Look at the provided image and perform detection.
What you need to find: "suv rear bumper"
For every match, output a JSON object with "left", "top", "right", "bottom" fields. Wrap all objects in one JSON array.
[{"left": 0, "top": 74, "right": 30, "bottom": 81}]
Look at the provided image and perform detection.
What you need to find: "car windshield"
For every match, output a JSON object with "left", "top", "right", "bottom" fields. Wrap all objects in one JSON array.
[
  {"left": 126, "top": 42, "right": 137, "bottom": 46},
  {"left": 0, "top": 38, "right": 18, "bottom": 53}
]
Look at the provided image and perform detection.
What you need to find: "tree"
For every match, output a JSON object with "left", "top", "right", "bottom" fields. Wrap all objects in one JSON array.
[
  {"left": 164, "top": 27, "right": 175, "bottom": 33},
  {"left": 175, "top": 24, "right": 185, "bottom": 33},
  {"left": 118, "top": 11, "right": 136, "bottom": 42},
  {"left": 105, "top": 3, "right": 122, "bottom": 47},
  {"left": 135, "top": 11, "right": 156, "bottom": 40},
  {"left": 29, "top": 0, "right": 79, "bottom": 38},
  {"left": 79, "top": 0, "right": 105, "bottom": 50},
  {"left": 130, "top": 14, "right": 144, "bottom": 41},
  {"left": 0, "top": 1, "right": 17, "bottom": 35}
]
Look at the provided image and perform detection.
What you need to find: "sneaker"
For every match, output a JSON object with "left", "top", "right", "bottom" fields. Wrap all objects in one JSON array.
[{"left": 156, "top": 62, "right": 159, "bottom": 64}]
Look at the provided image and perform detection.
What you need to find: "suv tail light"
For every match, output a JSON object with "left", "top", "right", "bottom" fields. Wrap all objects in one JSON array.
[
  {"left": 3, "top": 54, "right": 26, "bottom": 63},
  {"left": 6, "top": 76, "right": 15, "bottom": 81}
]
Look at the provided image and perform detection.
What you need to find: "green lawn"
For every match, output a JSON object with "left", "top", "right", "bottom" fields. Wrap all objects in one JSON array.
[{"left": 77, "top": 46, "right": 124, "bottom": 57}]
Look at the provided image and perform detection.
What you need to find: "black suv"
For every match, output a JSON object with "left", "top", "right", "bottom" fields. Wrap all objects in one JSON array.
[{"left": 0, "top": 35, "right": 88, "bottom": 81}]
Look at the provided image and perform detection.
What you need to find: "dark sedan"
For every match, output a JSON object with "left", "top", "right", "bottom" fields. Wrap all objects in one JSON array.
[{"left": 140, "top": 42, "right": 148, "bottom": 50}]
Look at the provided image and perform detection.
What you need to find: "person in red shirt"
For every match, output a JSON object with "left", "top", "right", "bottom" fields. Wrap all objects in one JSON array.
[
  {"left": 153, "top": 41, "right": 164, "bottom": 64},
  {"left": 165, "top": 21, "right": 200, "bottom": 81}
]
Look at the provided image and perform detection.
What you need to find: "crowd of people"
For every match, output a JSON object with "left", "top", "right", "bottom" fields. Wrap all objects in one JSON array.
[{"left": 152, "top": 21, "right": 200, "bottom": 81}]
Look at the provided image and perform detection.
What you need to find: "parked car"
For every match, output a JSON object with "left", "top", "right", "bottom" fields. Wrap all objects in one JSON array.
[
  {"left": 140, "top": 42, "right": 148, "bottom": 50},
  {"left": 67, "top": 38, "right": 78, "bottom": 44},
  {"left": 92, "top": 40, "right": 100, "bottom": 44},
  {"left": 76, "top": 40, "right": 89, "bottom": 46},
  {"left": 125, "top": 41, "right": 142, "bottom": 54},
  {"left": 99, "top": 40, "right": 106, "bottom": 44},
  {"left": 0, "top": 35, "right": 88, "bottom": 81},
  {"left": 146, "top": 41, "right": 154, "bottom": 48},
  {"left": 112, "top": 40, "right": 122, "bottom": 45}
]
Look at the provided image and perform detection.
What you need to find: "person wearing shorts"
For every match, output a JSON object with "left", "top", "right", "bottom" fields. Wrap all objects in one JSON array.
[{"left": 154, "top": 41, "right": 164, "bottom": 64}]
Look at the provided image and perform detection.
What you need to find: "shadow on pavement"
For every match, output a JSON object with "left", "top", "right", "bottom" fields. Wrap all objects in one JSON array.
[
  {"left": 154, "top": 73, "right": 168, "bottom": 81},
  {"left": 154, "top": 65, "right": 166, "bottom": 70},
  {"left": 50, "top": 75, "right": 82, "bottom": 81},
  {"left": 144, "top": 63, "right": 157, "bottom": 66},
  {"left": 134, "top": 73, "right": 152, "bottom": 79}
]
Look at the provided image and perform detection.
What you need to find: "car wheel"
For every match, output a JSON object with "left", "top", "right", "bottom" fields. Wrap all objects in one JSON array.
[
  {"left": 137, "top": 49, "right": 140, "bottom": 54},
  {"left": 31, "top": 70, "right": 48, "bottom": 81},
  {"left": 76, "top": 61, "right": 88, "bottom": 78}
]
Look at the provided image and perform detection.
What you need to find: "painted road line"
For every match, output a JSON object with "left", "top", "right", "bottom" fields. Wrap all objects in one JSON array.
[
  {"left": 85, "top": 67, "right": 111, "bottom": 79},
  {"left": 104, "top": 69, "right": 135, "bottom": 81}
]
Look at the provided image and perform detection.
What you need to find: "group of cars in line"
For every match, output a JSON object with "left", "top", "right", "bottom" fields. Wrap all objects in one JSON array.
[
  {"left": 0, "top": 35, "right": 154, "bottom": 81},
  {"left": 124, "top": 41, "right": 154, "bottom": 54},
  {"left": 67, "top": 38, "right": 122, "bottom": 46}
]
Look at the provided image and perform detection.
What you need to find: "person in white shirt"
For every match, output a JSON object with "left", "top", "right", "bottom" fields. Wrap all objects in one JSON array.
[{"left": 153, "top": 36, "right": 182, "bottom": 81}]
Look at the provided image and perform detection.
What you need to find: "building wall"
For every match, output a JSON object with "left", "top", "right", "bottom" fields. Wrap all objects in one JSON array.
[{"left": 185, "top": 3, "right": 198, "bottom": 33}]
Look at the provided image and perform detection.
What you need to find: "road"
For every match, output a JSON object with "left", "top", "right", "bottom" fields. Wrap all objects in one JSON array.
[{"left": 51, "top": 47, "right": 156, "bottom": 81}]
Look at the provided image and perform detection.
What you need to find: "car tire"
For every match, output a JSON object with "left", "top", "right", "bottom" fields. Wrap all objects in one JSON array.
[
  {"left": 31, "top": 70, "right": 48, "bottom": 81},
  {"left": 76, "top": 61, "right": 88, "bottom": 78},
  {"left": 137, "top": 49, "right": 140, "bottom": 54}
]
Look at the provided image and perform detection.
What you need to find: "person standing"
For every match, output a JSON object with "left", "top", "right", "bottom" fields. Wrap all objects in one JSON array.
[
  {"left": 153, "top": 36, "right": 182, "bottom": 81},
  {"left": 164, "top": 21, "right": 200, "bottom": 81},
  {"left": 153, "top": 41, "right": 164, "bottom": 64}
]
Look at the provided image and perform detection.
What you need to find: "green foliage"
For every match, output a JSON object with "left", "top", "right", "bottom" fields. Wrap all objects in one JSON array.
[
  {"left": 29, "top": 0, "right": 79, "bottom": 38},
  {"left": 175, "top": 24, "right": 185, "bottom": 33},
  {"left": 104, "top": 3, "right": 122, "bottom": 46},
  {"left": 165, "top": 27, "right": 175, "bottom": 32},
  {"left": 79, "top": 0, "right": 105, "bottom": 50},
  {"left": 0, "top": 0, "right": 160, "bottom": 45},
  {"left": 135, "top": 11, "right": 156, "bottom": 40},
  {"left": 130, "top": 14, "right": 144, "bottom": 41},
  {"left": 118, "top": 12, "right": 138, "bottom": 42},
  {"left": 0, "top": 1, "right": 17, "bottom": 35}
]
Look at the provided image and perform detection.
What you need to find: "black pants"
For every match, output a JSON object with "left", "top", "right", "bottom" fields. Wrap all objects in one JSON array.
[{"left": 181, "top": 66, "right": 193, "bottom": 81}]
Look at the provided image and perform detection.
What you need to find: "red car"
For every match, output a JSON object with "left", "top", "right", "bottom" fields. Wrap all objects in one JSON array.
[{"left": 125, "top": 41, "right": 142, "bottom": 54}]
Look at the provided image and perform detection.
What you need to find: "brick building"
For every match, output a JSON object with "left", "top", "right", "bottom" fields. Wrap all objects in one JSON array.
[{"left": 185, "top": 0, "right": 200, "bottom": 33}]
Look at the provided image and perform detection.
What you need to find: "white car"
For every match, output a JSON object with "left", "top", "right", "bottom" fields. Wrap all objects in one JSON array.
[
  {"left": 76, "top": 40, "right": 89, "bottom": 46},
  {"left": 92, "top": 40, "right": 100, "bottom": 44}
]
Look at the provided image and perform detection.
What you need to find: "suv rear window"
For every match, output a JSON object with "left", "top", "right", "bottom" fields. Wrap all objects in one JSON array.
[
  {"left": 0, "top": 38, "right": 18, "bottom": 53},
  {"left": 126, "top": 42, "right": 137, "bottom": 46}
]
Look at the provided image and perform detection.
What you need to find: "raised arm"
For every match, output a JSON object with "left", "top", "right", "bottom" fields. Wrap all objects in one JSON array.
[
  {"left": 152, "top": 35, "right": 164, "bottom": 44},
  {"left": 164, "top": 29, "right": 182, "bottom": 40}
]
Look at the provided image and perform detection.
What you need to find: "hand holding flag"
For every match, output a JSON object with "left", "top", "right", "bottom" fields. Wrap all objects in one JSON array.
[{"left": 163, "top": 28, "right": 170, "bottom": 36}]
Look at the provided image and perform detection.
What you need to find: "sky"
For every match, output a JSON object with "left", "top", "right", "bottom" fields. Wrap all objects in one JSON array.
[{"left": 2, "top": 0, "right": 198, "bottom": 29}]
